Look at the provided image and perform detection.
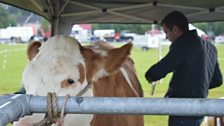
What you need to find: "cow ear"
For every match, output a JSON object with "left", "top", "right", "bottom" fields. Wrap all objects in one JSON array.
[
  {"left": 79, "top": 43, "right": 95, "bottom": 60},
  {"left": 27, "top": 41, "right": 41, "bottom": 61},
  {"left": 80, "top": 44, "right": 102, "bottom": 83},
  {"left": 105, "top": 42, "right": 132, "bottom": 73}
]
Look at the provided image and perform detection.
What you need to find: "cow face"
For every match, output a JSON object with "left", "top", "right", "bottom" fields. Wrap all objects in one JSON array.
[{"left": 23, "top": 35, "right": 132, "bottom": 97}]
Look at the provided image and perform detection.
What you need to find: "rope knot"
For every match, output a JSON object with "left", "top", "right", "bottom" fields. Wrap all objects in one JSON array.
[{"left": 34, "top": 92, "right": 69, "bottom": 126}]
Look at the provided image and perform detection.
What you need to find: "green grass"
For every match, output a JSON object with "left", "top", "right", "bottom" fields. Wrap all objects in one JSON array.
[
  {"left": 1, "top": 42, "right": 224, "bottom": 126},
  {"left": 0, "top": 44, "right": 27, "bottom": 94}
]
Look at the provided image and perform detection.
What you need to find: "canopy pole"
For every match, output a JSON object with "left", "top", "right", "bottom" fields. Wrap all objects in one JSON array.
[{"left": 51, "top": 0, "right": 73, "bottom": 36}]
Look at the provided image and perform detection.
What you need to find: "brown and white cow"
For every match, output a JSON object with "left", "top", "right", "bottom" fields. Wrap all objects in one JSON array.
[{"left": 14, "top": 35, "right": 144, "bottom": 126}]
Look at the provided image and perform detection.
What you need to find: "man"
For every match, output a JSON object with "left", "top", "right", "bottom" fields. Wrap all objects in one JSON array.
[{"left": 145, "top": 11, "right": 223, "bottom": 126}]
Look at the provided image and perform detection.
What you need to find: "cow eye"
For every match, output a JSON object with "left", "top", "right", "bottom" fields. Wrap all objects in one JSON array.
[{"left": 67, "top": 79, "right": 75, "bottom": 84}]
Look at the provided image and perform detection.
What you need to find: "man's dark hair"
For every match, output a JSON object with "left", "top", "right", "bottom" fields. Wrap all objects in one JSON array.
[{"left": 161, "top": 11, "right": 189, "bottom": 32}]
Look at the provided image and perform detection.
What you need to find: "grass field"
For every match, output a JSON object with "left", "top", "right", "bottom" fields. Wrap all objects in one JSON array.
[{"left": 0, "top": 42, "right": 224, "bottom": 126}]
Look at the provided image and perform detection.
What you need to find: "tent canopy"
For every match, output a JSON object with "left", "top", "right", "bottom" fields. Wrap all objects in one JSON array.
[{"left": 1, "top": 0, "right": 224, "bottom": 35}]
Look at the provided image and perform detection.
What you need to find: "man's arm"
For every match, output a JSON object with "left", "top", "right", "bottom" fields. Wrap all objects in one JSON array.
[
  {"left": 209, "top": 62, "right": 223, "bottom": 89},
  {"left": 145, "top": 43, "right": 185, "bottom": 82}
]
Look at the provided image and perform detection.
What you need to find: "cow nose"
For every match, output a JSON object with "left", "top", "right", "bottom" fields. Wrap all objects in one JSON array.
[{"left": 67, "top": 79, "right": 75, "bottom": 84}]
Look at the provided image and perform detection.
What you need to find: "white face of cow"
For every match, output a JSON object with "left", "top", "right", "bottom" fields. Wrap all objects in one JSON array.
[
  {"left": 23, "top": 36, "right": 91, "bottom": 96},
  {"left": 23, "top": 35, "right": 132, "bottom": 97}
]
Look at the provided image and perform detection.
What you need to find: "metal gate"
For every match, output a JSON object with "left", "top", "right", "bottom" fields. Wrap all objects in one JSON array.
[{"left": 1, "top": 94, "right": 224, "bottom": 126}]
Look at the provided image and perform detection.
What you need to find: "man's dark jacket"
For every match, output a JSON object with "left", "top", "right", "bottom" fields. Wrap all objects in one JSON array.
[{"left": 145, "top": 30, "right": 223, "bottom": 98}]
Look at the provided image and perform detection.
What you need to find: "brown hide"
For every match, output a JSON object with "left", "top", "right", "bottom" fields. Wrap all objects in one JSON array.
[
  {"left": 91, "top": 58, "right": 144, "bottom": 126},
  {"left": 83, "top": 42, "right": 144, "bottom": 126}
]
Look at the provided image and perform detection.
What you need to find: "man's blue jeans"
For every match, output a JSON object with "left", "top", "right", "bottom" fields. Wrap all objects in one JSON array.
[{"left": 168, "top": 116, "right": 204, "bottom": 126}]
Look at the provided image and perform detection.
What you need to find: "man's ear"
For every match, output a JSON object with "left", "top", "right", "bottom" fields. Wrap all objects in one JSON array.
[
  {"left": 105, "top": 42, "right": 132, "bottom": 74},
  {"left": 173, "top": 25, "right": 183, "bottom": 36},
  {"left": 172, "top": 26, "right": 178, "bottom": 35},
  {"left": 27, "top": 41, "right": 41, "bottom": 61}
]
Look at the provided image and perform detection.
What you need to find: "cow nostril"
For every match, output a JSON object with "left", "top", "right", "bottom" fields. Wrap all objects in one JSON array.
[{"left": 67, "top": 79, "right": 75, "bottom": 84}]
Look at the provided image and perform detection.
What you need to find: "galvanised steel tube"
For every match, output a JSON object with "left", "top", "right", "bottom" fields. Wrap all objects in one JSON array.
[
  {"left": 1, "top": 94, "right": 224, "bottom": 125},
  {"left": 0, "top": 101, "right": 22, "bottom": 125},
  {"left": 0, "top": 95, "right": 11, "bottom": 105},
  {"left": 29, "top": 96, "right": 224, "bottom": 116},
  {"left": 0, "top": 94, "right": 31, "bottom": 126}
]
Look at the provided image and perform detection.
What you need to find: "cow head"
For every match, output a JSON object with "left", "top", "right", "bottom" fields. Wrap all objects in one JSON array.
[{"left": 23, "top": 35, "right": 132, "bottom": 97}]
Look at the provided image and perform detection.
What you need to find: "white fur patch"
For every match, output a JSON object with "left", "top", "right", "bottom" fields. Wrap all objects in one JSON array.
[
  {"left": 93, "top": 50, "right": 108, "bottom": 57},
  {"left": 120, "top": 67, "right": 139, "bottom": 97},
  {"left": 92, "top": 69, "right": 109, "bottom": 82}
]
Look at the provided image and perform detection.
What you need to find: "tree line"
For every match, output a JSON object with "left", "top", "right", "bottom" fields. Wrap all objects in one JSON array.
[
  {"left": 1, "top": 4, "right": 224, "bottom": 36},
  {"left": 93, "top": 23, "right": 224, "bottom": 36}
]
